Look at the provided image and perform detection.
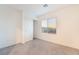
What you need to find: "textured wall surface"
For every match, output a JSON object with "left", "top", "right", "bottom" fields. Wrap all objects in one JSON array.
[{"left": 36, "top": 5, "right": 79, "bottom": 49}]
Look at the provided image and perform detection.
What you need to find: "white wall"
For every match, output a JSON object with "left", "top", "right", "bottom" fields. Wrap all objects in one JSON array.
[
  {"left": 0, "top": 5, "right": 22, "bottom": 48},
  {"left": 33, "top": 20, "right": 38, "bottom": 38},
  {"left": 16, "top": 11, "right": 22, "bottom": 44},
  {"left": 22, "top": 12, "right": 33, "bottom": 43},
  {"left": 36, "top": 5, "right": 79, "bottom": 49}
]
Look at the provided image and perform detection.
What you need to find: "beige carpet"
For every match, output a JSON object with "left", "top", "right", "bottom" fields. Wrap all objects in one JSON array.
[{"left": 0, "top": 39, "right": 79, "bottom": 55}]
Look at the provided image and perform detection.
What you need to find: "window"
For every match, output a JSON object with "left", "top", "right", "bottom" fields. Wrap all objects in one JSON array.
[{"left": 42, "top": 18, "right": 56, "bottom": 34}]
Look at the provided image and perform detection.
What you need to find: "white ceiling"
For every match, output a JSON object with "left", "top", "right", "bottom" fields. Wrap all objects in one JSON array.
[{"left": 7, "top": 4, "right": 69, "bottom": 18}]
